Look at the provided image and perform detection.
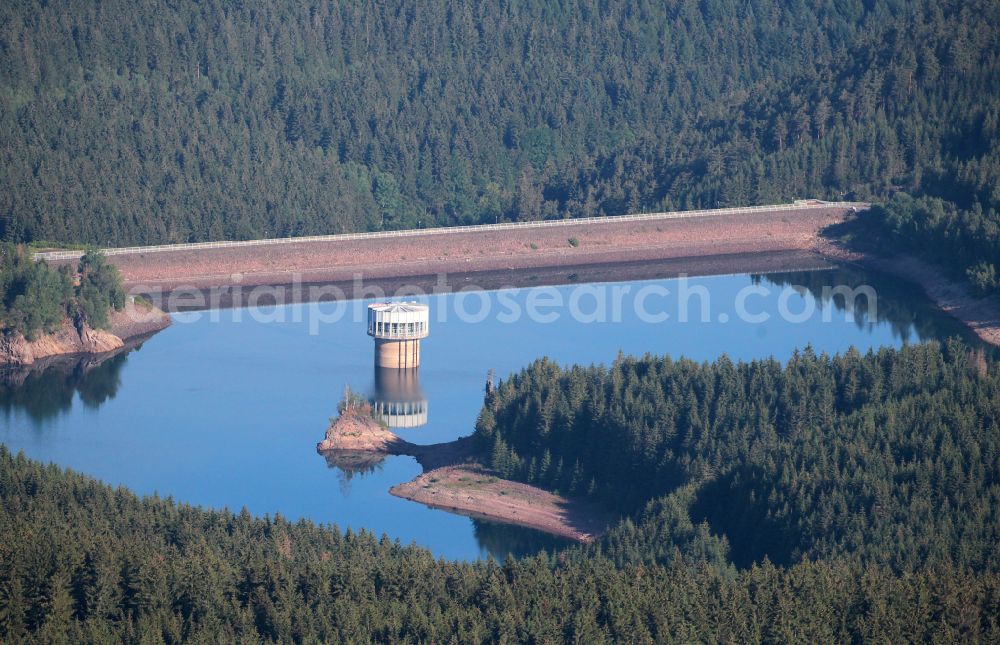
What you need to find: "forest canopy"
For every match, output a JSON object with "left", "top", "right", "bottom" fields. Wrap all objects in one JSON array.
[
  {"left": 2, "top": 1, "right": 1000, "bottom": 638},
  {"left": 0, "top": 1, "right": 997, "bottom": 266},
  {"left": 475, "top": 341, "right": 1000, "bottom": 571},
  {"left": 2, "top": 342, "right": 999, "bottom": 641},
  {"left": 844, "top": 193, "right": 1000, "bottom": 295}
]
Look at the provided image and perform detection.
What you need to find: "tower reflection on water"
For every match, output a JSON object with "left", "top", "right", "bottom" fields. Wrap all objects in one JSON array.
[{"left": 371, "top": 367, "right": 427, "bottom": 430}]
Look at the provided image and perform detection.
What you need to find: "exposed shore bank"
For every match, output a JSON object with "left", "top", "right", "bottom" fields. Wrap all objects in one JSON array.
[
  {"left": 0, "top": 328, "right": 161, "bottom": 389},
  {"left": 813, "top": 239, "right": 1000, "bottom": 348},
  {"left": 40, "top": 202, "right": 997, "bottom": 347},
  {"left": 389, "top": 466, "right": 611, "bottom": 543},
  {"left": 53, "top": 205, "right": 851, "bottom": 298},
  {"left": 0, "top": 302, "right": 171, "bottom": 366},
  {"left": 316, "top": 409, "right": 612, "bottom": 542}
]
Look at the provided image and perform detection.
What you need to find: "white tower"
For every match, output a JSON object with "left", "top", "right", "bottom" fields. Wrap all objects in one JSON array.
[{"left": 367, "top": 302, "right": 429, "bottom": 369}]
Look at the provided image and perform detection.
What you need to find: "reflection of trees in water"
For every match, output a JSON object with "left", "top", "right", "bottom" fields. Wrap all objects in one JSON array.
[
  {"left": 0, "top": 349, "right": 132, "bottom": 424},
  {"left": 320, "top": 449, "right": 387, "bottom": 496},
  {"left": 76, "top": 355, "right": 127, "bottom": 407},
  {"left": 758, "top": 267, "right": 975, "bottom": 345},
  {"left": 472, "top": 518, "right": 573, "bottom": 561}
]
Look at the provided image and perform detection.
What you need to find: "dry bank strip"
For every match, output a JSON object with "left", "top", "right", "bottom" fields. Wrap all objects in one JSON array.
[
  {"left": 38, "top": 202, "right": 860, "bottom": 297},
  {"left": 35, "top": 201, "right": 1000, "bottom": 347},
  {"left": 0, "top": 303, "right": 171, "bottom": 367},
  {"left": 317, "top": 409, "right": 613, "bottom": 542}
]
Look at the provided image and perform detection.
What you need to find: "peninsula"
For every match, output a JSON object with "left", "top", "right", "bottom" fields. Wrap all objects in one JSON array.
[{"left": 317, "top": 401, "right": 612, "bottom": 542}]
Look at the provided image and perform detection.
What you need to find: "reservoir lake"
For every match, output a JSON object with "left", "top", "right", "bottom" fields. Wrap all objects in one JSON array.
[{"left": 0, "top": 267, "right": 981, "bottom": 560}]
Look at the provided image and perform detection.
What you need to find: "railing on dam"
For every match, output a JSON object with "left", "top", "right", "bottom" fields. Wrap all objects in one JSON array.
[{"left": 33, "top": 200, "right": 869, "bottom": 262}]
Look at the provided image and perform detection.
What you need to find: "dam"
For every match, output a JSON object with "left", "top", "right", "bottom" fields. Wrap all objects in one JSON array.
[{"left": 367, "top": 301, "right": 429, "bottom": 369}]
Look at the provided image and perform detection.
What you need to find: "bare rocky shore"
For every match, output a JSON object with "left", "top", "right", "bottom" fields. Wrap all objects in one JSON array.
[
  {"left": 813, "top": 238, "right": 1000, "bottom": 348},
  {"left": 390, "top": 465, "right": 612, "bottom": 543},
  {"left": 317, "top": 408, "right": 613, "bottom": 542},
  {"left": 0, "top": 301, "right": 171, "bottom": 366}
]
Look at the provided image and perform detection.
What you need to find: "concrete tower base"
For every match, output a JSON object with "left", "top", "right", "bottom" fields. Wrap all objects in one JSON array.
[{"left": 375, "top": 338, "right": 421, "bottom": 369}]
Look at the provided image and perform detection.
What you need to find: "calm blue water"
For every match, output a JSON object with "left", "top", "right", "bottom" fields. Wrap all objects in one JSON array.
[{"left": 0, "top": 267, "right": 977, "bottom": 560}]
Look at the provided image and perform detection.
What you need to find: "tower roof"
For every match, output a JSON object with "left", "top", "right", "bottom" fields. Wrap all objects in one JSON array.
[{"left": 367, "top": 301, "right": 428, "bottom": 313}]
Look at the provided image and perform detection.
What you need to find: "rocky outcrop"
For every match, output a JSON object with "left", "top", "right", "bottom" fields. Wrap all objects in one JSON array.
[
  {"left": 315, "top": 405, "right": 609, "bottom": 541},
  {"left": 316, "top": 406, "right": 474, "bottom": 469},
  {"left": 0, "top": 321, "right": 122, "bottom": 366},
  {"left": 0, "top": 340, "right": 130, "bottom": 389},
  {"left": 316, "top": 409, "right": 403, "bottom": 453},
  {"left": 0, "top": 301, "right": 171, "bottom": 366}
]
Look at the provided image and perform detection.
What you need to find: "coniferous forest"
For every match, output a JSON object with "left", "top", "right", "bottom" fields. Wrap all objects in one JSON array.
[
  {"left": 2, "top": 342, "right": 1000, "bottom": 641},
  {"left": 0, "top": 246, "right": 125, "bottom": 337},
  {"left": 475, "top": 342, "right": 1000, "bottom": 571},
  {"left": 3, "top": 0, "right": 1000, "bottom": 641},
  {"left": 1, "top": 0, "right": 998, "bottom": 291}
]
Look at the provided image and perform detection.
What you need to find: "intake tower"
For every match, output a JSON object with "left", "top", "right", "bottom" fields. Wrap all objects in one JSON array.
[{"left": 367, "top": 302, "right": 429, "bottom": 369}]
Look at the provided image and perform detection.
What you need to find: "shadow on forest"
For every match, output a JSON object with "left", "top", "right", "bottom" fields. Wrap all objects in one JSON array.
[{"left": 689, "top": 464, "right": 801, "bottom": 569}]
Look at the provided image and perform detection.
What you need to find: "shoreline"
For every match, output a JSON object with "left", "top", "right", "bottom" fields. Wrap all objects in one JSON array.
[
  {"left": 0, "top": 303, "right": 171, "bottom": 367},
  {"left": 812, "top": 239, "right": 1000, "bottom": 348},
  {"left": 389, "top": 465, "right": 612, "bottom": 543},
  {"left": 316, "top": 411, "right": 613, "bottom": 542},
  {"left": 0, "top": 328, "right": 163, "bottom": 388}
]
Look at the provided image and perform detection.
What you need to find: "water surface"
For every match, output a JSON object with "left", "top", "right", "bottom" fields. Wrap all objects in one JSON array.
[{"left": 0, "top": 267, "right": 980, "bottom": 560}]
